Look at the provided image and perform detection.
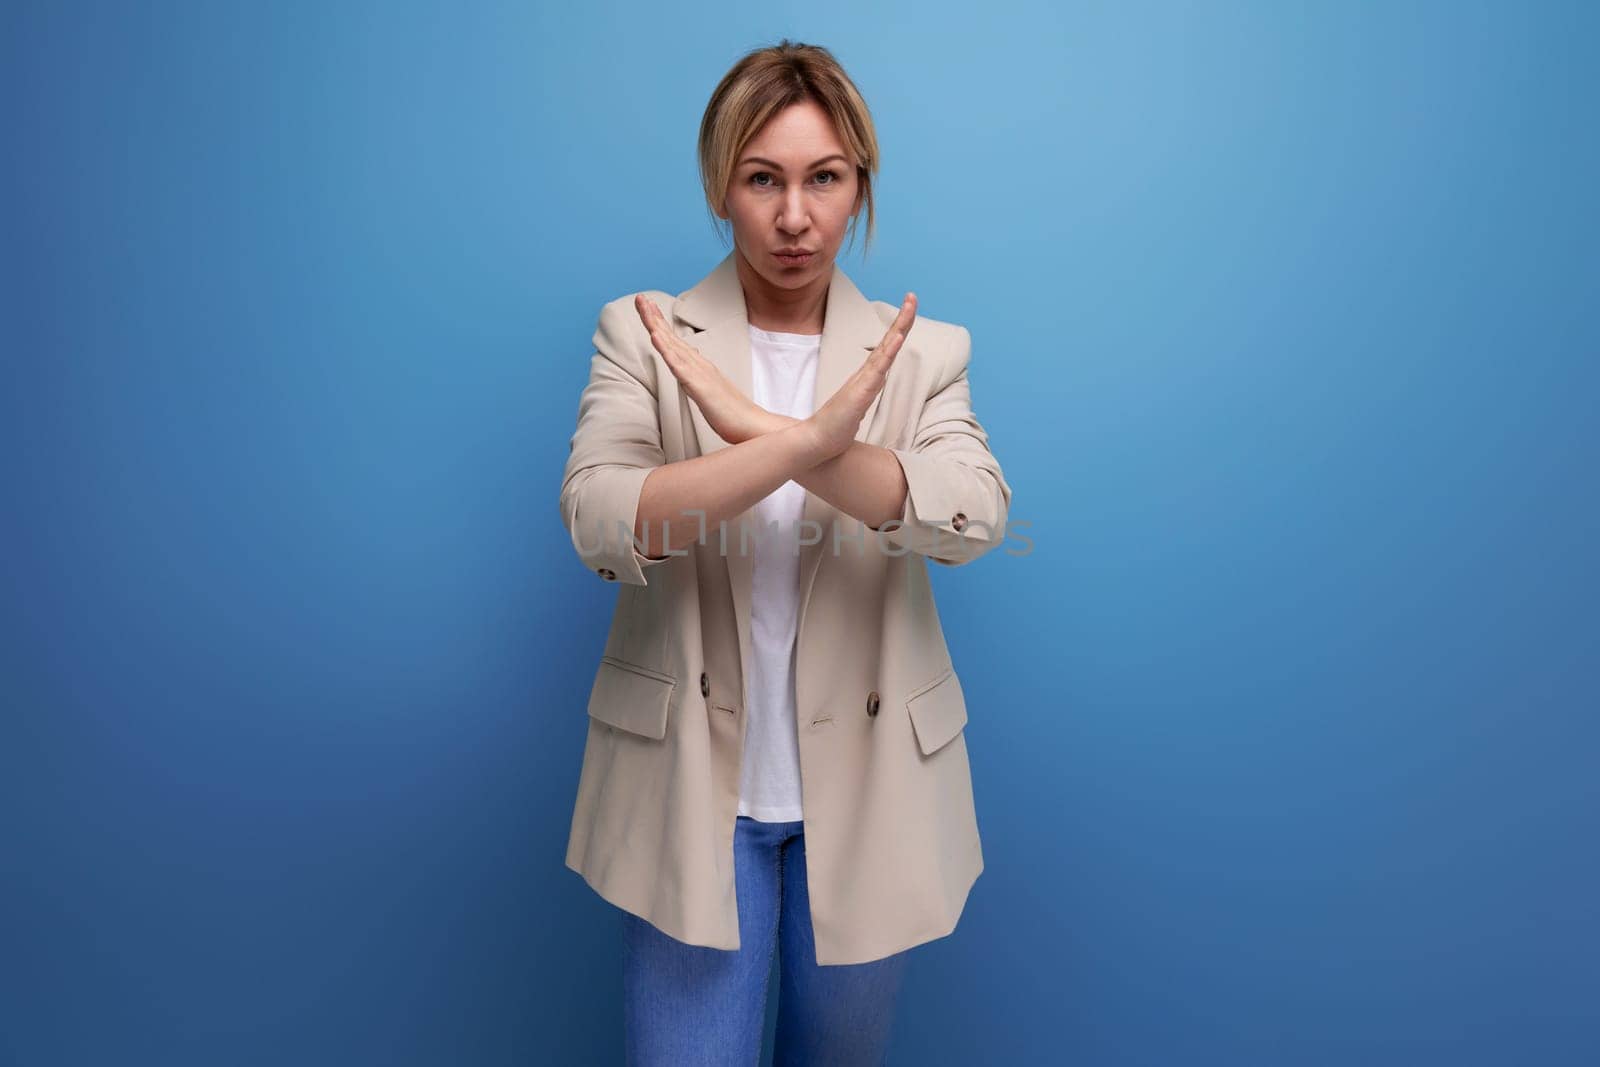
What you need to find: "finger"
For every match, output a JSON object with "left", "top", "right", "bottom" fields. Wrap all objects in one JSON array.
[
  {"left": 861, "top": 292, "right": 916, "bottom": 369},
  {"left": 878, "top": 292, "right": 917, "bottom": 349},
  {"left": 635, "top": 295, "right": 691, "bottom": 368},
  {"left": 634, "top": 293, "right": 660, "bottom": 333},
  {"left": 861, "top": 292, "right": 917, "bottom": 376},
  {"left": 634, "top": 295, "right": 665, "bottom": 352},
  {"left": 635, "top": 296, "right": 717, "bottom": 396},
  {"left": 890, "top": 291, "right": 918, "bottom": 336}
]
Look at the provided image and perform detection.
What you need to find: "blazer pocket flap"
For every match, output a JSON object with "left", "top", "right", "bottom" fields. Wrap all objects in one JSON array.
[
  {"left": 587, "top": 656, "right": 675, "bottom": 740},
  {"left": 906, "top": 668, "right": 968, "bottom": 756}
]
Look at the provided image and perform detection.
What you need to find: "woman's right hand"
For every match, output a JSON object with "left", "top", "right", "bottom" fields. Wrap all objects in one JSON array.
[{"left": 806, "top": 292, "right": 917, "bottom": 457}]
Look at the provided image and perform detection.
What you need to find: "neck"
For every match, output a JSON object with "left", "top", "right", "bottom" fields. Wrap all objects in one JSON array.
[{"left": 734, "top": 247, "right": 829, "bottom": 334}]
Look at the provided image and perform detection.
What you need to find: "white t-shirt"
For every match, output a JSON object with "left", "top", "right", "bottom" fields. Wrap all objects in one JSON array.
[{"left": 736, "top": 323, "right": 821, "bottom": 823}]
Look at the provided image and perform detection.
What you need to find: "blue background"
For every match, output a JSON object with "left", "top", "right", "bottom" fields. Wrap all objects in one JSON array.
[{"left": 4, "top": 1, "right": 1596, "bottom": 1064}]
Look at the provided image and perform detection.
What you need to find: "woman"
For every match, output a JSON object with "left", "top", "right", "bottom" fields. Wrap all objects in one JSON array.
[{"left": 558, "top": 40, "right": 1012, "bottom": 1065}]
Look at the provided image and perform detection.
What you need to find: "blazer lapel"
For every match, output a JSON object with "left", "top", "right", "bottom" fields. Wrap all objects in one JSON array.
[{"left": 671, "top": 250, "right": 888, "bottom": 678}]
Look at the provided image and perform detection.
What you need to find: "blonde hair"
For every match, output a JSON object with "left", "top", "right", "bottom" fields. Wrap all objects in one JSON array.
[{"left": 698, "top": 40, "right": 879, "bottom": 256}]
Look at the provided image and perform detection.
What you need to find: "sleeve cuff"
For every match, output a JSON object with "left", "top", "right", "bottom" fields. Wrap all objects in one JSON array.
[{"left": 867, "top": 448, "right": 997, "bottom": 564}]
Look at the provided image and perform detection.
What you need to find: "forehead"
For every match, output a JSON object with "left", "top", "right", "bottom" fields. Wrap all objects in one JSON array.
[{"left": 740, "top": 101, "right": 847, "bottom": 162}]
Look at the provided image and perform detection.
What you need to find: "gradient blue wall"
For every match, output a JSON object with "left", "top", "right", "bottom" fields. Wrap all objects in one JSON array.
[{"left": 3, "top": 1, "right": 1596, "bottom": 1064}]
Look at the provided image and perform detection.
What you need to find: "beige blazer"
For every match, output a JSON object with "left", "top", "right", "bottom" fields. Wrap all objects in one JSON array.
[{"left": 558, "top": 250, "right": 1013, "bottom": 966}]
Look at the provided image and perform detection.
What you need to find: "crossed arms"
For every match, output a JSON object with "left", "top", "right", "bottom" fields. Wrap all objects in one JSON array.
[{"left": 559, "top": 297, "right": 1012, "bottom": 586}]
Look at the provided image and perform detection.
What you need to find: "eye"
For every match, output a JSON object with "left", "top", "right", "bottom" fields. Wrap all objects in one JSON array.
[{"left": 748, "top": 169, "right": 843, "bottom": 188}]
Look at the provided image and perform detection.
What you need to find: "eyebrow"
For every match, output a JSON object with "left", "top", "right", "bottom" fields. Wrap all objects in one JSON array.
[{"left": 737, "top": 153, "right": 850, "bottom": 171}]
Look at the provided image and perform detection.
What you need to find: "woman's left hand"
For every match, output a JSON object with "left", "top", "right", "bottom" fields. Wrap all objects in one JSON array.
[{"left": 635, "top": 294, "right": 781, "bottom": 445}]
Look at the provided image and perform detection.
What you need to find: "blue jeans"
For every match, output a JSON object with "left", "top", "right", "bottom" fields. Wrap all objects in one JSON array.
[{"left": 621, "top": 815, "right": 913, "bottom": 1065}]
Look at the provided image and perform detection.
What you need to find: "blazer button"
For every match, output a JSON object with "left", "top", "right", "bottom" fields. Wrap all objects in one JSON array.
[
  {"left": 597, "top": 567, "right": 617, "bottom": 581},
  {"left": 950, "top": 512, "right": 968, "bottom": 532},
  {"left": 700, "top": 672, "right": 710, "bottom": 698},
  {"left": 866, "top": 690, "right": 880, "bottom": 717}
]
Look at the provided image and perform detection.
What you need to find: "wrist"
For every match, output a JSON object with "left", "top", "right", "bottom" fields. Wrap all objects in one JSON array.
[
  {"left": 760, "top": 410, "right": 800, "bottom": 436},
  {"left": 787, "top": 418, "right": 838, "bottom": 466},
  {"left": 729, "top": 409, "right": 798, "bottom": 444}
]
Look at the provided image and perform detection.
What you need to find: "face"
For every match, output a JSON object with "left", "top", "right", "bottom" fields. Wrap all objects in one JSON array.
[{"left": 717, "top": 99, "right": 863, "bottom": 297}]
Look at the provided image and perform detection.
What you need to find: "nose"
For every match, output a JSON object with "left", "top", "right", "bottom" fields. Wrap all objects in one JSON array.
[{"left": 778, "top": 188, "right": 809, "bottom": 233}]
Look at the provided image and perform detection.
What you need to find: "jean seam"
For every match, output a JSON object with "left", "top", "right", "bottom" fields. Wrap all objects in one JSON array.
[
  {"left": 764, "top": 829, "right": 781, "bottom": 1056},
  {"left": 771, "top": 835, "right": 784, "bottom": 969}
]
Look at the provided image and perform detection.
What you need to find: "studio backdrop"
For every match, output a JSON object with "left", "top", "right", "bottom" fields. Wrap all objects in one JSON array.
[{"left": 3, "top": 2, "right": 1596, "bottom": 1065}]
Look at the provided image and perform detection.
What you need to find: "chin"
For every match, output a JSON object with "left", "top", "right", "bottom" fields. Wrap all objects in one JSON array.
[
  {"left": 764, "top": 263, "right": 817, "bottom": 287},
  {"left": 778, "top": 263, "right": 820, "bottom": 284}
]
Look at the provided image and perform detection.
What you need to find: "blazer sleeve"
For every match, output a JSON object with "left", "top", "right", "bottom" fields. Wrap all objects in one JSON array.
[
  {"left": 868, "top": 325, "right": 1013, "bottom": 567},
  {"left": 558, "top": 296, "right": 676, "bottom": 587}
]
